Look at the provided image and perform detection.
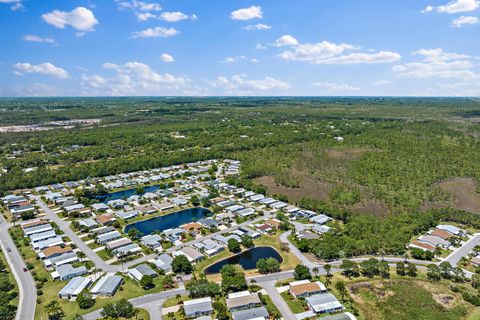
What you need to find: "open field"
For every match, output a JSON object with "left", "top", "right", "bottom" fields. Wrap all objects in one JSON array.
[
  {"left": 436, "top": 178, "right": 480, "bottom": 214},
  {"left": 348, "top": 279, "right": 472, "bottom": 320}
]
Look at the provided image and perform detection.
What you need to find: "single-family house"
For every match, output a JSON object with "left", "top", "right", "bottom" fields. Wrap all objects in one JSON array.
[
  {"left": 129, "top": 264, "right": 157, "bottom": 281},
  {"left": 53, "top": 264, "right": 87, "bottom": 281},
  {"left": 290, "top": 280, "right": 327, "bottom": 298},
  {"left": 231, "top": 306, "right": 269, "bottom": 320},
  {"left": 58, "top": 276, "right": 92, "bottom": 300},
  {"left": 184, "top": 297, "right": 214, "bottom": 318},
  {"left": 90, "top": 273, "right": 123, "bottom": 297},
  {"left": 306, "top": 293, "right": 344, "bottom": 314},
  {"left": 226, "top": 291, "right": 262, "bottom": 312}
]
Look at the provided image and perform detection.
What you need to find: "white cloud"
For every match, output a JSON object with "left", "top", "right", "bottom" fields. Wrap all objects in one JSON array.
[
  {"left": 24, "top": 35, "right": 56, "bottom": 44},
  {"left": 220, "top": 56, "right": 258, "bottom": 64},
  {"left": 10, "top": 1, "right": 23, "bottom": 10},
  {"left": 392, "top": 48, "right": 479, "bottom": 79},
  {"left": 160, "top": 53, "right": 175, "bottom": 62},
  {"left": 422, "top": 0, "right": 479, "bottom": 13},
  {"left": 230, "top": 6, "right": 263, "bottom": 20},
  {"left": 374, "top": 80, "right": 392, "bottom": 86},
  {"left": 159, "top": 12, "right": 197, "bottom": 22},
  {"left": 13, "top": 62, "right": 69, "bottom": 78},
  {"left": 244, "top": 23, "right": 271, "bottom": 31},
  {"left": 132, "top": 27, "right": 179, "bottom": 38},
  {"left": 275, "top": 35, "right": 400, "bottom": 65},
  {"left": 275, "top": 35, "right": 299, "bottom": 47},
  {"left": 255, "top": 43, "right": 268, "bottom": 50},
  {"left": 212, "top": 75, "right": 289, "bottom": 94},
  {"left": 0, "top": 0, "right": 20, "bottom": 3},
  {"left": 117, "top": 1, "right": 162, "bottom": 12},
  {"left": 313, "top": 82, "right": 360, "bottom": 92},
  {"left": 81, "top": 61, "right": 189, "bottom": 95},
  {"left": 42, "top": 7, "right": 98, "bottom": 32},
  {"left": 136, "top": 12, "right": 156, "bottom": 21},
  {"left": 452, "top": 15, "right": 479, "bottom": 26}
]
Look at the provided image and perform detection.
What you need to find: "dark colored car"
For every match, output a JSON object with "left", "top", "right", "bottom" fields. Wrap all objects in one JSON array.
[{"left": 23, "top": 268, "right": 27, "bottom": 272}]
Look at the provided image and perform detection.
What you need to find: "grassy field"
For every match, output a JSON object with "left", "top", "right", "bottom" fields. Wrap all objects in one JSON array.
[{"left": 347, "top": 279, "right": 473, "bottom": 320}]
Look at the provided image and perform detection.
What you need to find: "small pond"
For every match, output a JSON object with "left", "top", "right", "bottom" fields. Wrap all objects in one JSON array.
[
  {"left": 204, "top": 246, "right": 283, "bottom": 274},
  {"left": 124, "top": 207, "right": 212, "bottom": 235}
]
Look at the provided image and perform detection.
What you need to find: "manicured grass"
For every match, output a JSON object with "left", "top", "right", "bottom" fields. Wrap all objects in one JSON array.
[
  {"left": 261, "top": 294, "right": 281, "bottom": 318},
  {"left": 163, "top": 294, "right": 189, "bottom": 308},
  {"left": 253, "top": 233, "right": 301, "bottom": 271},
  {"left": 280, "top": 291, "right": 306, "bottom": 314}
]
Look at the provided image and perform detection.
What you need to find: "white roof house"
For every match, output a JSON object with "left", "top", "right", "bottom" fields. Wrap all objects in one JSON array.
[
  {"left": 58, "top": 276, "right": 92, "bottom": 300},
  {"left": 436, "top": 225, "right": 463, "bottom": 236},
  {"left": 90, "top": 273, "right": 123, "bottom": 297}
]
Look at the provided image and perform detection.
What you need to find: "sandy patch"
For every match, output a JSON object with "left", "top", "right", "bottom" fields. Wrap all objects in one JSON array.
[{"left": 436, "top": 177, "right": 480, "bottom": 214}]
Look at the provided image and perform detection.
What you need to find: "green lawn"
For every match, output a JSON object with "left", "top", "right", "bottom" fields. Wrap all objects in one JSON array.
[
  {"left": 280, "top": 291, "right": 306, "bottom": 314},
  {"left": 0, "top": 245, "right": 19, "bottom": 311}
]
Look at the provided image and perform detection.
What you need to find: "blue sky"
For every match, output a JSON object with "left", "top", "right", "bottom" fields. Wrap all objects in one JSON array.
[{"left": 0, "top": 0, "right": 479, "bottom": 96}]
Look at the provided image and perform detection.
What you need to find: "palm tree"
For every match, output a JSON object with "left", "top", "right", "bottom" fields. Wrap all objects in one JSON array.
[
  {"left": 324, "top": 263, "right": 332, "bottom": 277},
  {"left": 324, "top": 276, "right": 332, "bottom": 287},
  {"left": 312, "top": 266, "right": 319, "bottom": 277}
]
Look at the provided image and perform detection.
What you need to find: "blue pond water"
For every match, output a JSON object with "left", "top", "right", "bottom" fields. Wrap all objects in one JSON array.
[
  {"left": 96, "top": 185, "right": 162, "bottom": 202},
  {"left": 124, "top": 207, "right": 212, "bottom": 235},
  {"left": 204, "top": 246, "right": 283, "bottom": 274}
]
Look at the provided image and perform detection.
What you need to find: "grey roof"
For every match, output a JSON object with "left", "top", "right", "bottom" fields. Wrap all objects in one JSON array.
[
  {"left": 184, "top": 297, "right": 213, "bottom": 317},
  {"left": 91, "top": 274, "right": 123, "bottom": 295},
  {"left": 56, "top": 264, "right": 87, "bottom": 280},
  {"left": 198, "top": 218, "right": 220, "bottom": 228},
  {"left": 133, "top": 264, "right": 157, "bottom": 277},
  {"left": 97, "top": 231, "right": 121, "bottom": 243},
  {"left": 232, "top": 307, "right": 269, "bottom": 320},
  {"left": 58, "top": 276, "right": 91, "bottom": 297},
  {"left": 320, "top": 313, "right": 354, "bottom": 320}
]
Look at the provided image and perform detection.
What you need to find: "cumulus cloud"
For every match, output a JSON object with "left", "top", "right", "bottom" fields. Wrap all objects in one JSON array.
[
  {"left": 24, "top": 35, "right": 56, "bottom": 44},
  {"left": 422, "top": 0, "right": 479, "bottom": 13},
  {"left": 81, "top": 61, "right": 189, "bottom": 95},
  {"left": 136, "top": 12, "right": 156, "bottom": 21},
  {"left": 243, "top": 23, "right": 271, "bottom": 31},
  {"left": 392, "top": 48, "right": 479, "bottom": 79},
  {"left": 313, "top": 82, "right": 360, "bottom": 92},
  {"left": 159, "top": 12, "right": 197, "bottom": 22},
  {"left": 116, "top": 1, "right": 162, "bottom": 12},
  {"left": 160, "top": 53, "right": 175, "bottom": 62},
  {"left": 13, "top": 62, "right": 69, "bottom": 78},
  {"left": 132, "top": 27, "right": 179, "bottom": 38},
  {"left": 275, "top": 35, "right": 400, "bottom": 65},
  {"left": 452, "top": 15, "right": 479, "bottom": 26},
  {"left": 275, "top": 35, "right": 299, "bottom": 47},
  {"left": 212, "top": 74, "right": 289, "bottom": 94},
  {"left": 230, "top": 6, "right": 263, "bottom": 20},
  {"left": 42, "top": 7, "right": 98, "bottom": 32}
]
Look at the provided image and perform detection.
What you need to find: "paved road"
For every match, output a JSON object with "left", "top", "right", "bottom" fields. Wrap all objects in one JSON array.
[
  {"left": 280, "top": 230, "right": 315, "bottom": 268},
  {"left": 445, "top": 233, "right": 480, "bottom": 266},
  {"left": 0, "top": 215, "right": 37, "bottom": 320},
  {"left": 258, "top": 281, "right": 296, "bottom": 320}
]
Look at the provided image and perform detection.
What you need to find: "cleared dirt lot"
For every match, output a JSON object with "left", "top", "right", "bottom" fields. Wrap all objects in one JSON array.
[{"left": 436, "top": 177, "right": 480, "bottom": 214}]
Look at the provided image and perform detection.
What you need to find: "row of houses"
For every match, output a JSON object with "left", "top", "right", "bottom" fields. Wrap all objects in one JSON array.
[
  {"left": 20, "top": 219, "right": 88, "bottom": 281},
  {"left": 409, "top": 224, "right": 464, "bottom": 252},
  {"left": 1, "top": 193, "right": 37, "bottom": 219},
  {"left": 58, "top": 272, "right": 123, "bottom": 300}
]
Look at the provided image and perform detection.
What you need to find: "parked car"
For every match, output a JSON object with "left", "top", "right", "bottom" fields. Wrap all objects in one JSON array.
[{"left": 6, "top": 247, "right": 11, "bottom": 252}]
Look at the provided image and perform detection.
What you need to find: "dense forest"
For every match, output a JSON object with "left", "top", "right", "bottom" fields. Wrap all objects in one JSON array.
[{"left": 1, "top": 97, "right": 480, "bottom": 217}]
